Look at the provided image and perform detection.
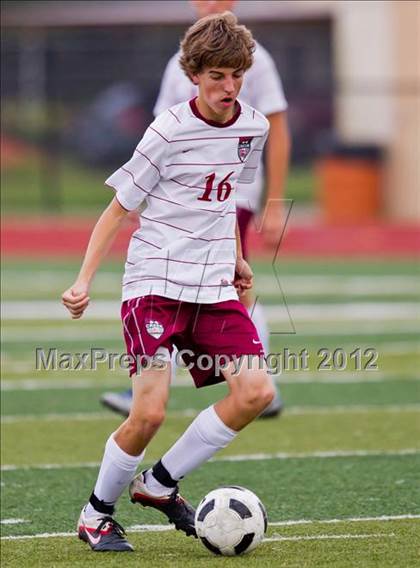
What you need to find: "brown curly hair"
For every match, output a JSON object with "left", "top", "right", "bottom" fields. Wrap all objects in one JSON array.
[{"left": 179, "top": 11, "right": 255, "bottom": 79}]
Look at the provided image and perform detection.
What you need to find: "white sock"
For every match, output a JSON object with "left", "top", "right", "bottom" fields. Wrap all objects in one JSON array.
[
  {"left": 146, "top": 406, "right": 237, "bottom": 496},
  {"left": 248, "top": 302, "right": 279, "bottom": 392},
  {"left": 170, "top": 346, "right": 178, "bottom": 382},
  {"left": 85, "top": 433, "right": 145, "bottom": 516},
  {"left": 248, "top": 302, "right": 269, "bottom": 353}
]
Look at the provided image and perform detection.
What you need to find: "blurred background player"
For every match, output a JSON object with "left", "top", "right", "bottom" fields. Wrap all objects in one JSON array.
[{"left": 101, "top": 0, "right": 291, "bottom": 419}]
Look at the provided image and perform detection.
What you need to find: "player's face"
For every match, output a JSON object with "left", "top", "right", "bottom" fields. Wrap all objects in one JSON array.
[
  {"left": 194, "top": 67, "right": 244, "bottom": 122},
  {"left": 190, "top": 0, "right": 236, "bottom": 18}
]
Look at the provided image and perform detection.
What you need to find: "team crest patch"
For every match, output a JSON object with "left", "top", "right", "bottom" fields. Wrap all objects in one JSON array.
[
  {"left": 145, "top": 320, "right": 164, "bottom": 339},
  {"left": 238, "top": 137, "right": 253, "bottom": 162}
]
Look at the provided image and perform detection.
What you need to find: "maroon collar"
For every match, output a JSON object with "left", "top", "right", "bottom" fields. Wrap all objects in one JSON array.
[{"left": 189, "top": 97, "right": 241, "bottom": 128}]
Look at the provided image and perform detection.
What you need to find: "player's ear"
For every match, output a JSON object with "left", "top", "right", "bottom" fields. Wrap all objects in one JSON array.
[{"left": 190, "top": 73, "right": 200, "bottom": 85}]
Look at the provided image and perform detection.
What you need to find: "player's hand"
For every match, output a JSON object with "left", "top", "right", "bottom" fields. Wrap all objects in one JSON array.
[
  {"left": 261, "top": 200, "right": 283, "bottom": 248},
  {"left": 61, "top": 283, "right": 90, "bottom": 319},
  {"left": 233, "top": 257, "right": 253, "bottom": 296}
]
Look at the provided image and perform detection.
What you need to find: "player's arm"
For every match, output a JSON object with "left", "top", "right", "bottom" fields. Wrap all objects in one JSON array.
[
  {"left": 262, "top": 111, "right": 291, "bottom": 246},
  {"left": 233, "top": 221, "right": 253, "bottom": 296},
  {"left": 62, "top": 113, "right": 170, "bottom": 319},
  {"left": 62, "top": 197, "right": 129, "bottom": 319}
]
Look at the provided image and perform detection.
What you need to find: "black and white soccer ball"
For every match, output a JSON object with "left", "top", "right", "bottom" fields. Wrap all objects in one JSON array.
[{"left": 194, "top": 486, "right": 267, "bottom": 556}]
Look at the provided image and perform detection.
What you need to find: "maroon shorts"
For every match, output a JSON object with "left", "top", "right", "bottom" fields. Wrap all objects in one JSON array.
[{"left": 121, "top": 295, "right": 264, "bottom": 388}]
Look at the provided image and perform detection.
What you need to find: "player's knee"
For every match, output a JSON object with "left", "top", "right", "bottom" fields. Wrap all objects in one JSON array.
[
  {"left": 259, "top": 384, "right": 276, "bottom": 409},
  {"left": 237, "top": 374, "right": 275, "bottom": 412},
  {"left": 129, "top": 405, "right": 166, "bottom": 432},
  {"left": 252, "top": 385, "right": 275, "bottom": 412},
  {"left": 142, "top": 407, "right": 166, "bottom": 430}
]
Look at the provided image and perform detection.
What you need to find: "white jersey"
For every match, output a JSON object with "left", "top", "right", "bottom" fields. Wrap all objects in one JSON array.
[
  {"left": 106, "top": 98, "right": 269, "bottom": 304},
  {"left": 153, "top": 42, "right": 288, "bottom": 212}
]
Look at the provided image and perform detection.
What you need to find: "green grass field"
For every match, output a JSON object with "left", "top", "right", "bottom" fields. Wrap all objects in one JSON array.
[
  {"left": 1, "top": 156, "right": 315, "bottom": 214},
  {"left": 1, "top": 257, "right": 419, "bottom": 567}
]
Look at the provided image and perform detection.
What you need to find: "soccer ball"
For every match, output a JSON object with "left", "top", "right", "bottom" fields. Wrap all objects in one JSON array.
[{"left": 194, "top": 486, "right": 267, "bottom": 556}]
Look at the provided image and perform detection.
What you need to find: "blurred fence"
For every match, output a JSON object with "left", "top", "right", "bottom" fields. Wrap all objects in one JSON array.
[{"left": 1, "top": 16, "right": 333, "bottom": 212}]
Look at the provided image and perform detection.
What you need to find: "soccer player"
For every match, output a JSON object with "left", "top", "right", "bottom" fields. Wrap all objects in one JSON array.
[
  {"left": 101, "top": 0, "right": 290, "bottom": 419},
  {"left": 62, "top": 12, "right": 276, "bottom": 552}
]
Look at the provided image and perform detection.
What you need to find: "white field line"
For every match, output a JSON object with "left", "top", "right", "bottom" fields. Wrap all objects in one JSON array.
[
  {"left": 378, "top": 341, "right": 420, "bottom": 355},
  {"left": 256, "top": 275, "right": 420, "bottom": 296},
  {"left": 0, "top": 378, "right": 127, "bottom": 391},
  {"left": 2, "top": 330, "right": 122, "bottom": 342},
  {"left": 0, "top": 409, "right": 196, "bottom": 423},
  {"left": 2, "top": 448, "right": 419, "bottom": 472},
  {"left": 213, "top": 449, "right": 420, "bottom": 462},
  {"left": 2, "top": 301, "right": 419, "bottom": 322},
  {"left": 0, "top": 412, "right": 116, "bottom": 423},
  {"left": 0, "top": 519, "right": 29, "bottom": 525},
  {"left": 2, "top": 368, "right": 420, "bottom": 392},
  {"left": 3, "top": 320, "right": 420, "bottom": 352},
  {"left": 4, "top": 272, "right": 420, "bottom": 296},
  {"left": 285, "top": 403, "right": 420, "bottom": 415},
  {"left": 1, "top": 370, "right": 394, "bottom": 391},
  {"left": 2, "top": 532, "right": 79, "bottom": 541},
  {"left": 3, "top": 514, "right": 420, "bottom": 541},
  {"left": 3, "top": 324, "right": 420, "bottom": 342},
  {"left": 264, "top": 532, "right": 395, "bottom": 542},
  {"left": 0, "top": 531, "right": 396, "bottom": 543},
  {"left": 0, "top": 376, "right": 391, "bottom": 391},
  {"left": 270, "top": 514, "right": 420, "bottom": 526},
  {"left": 271, "top": 321, "right": 420, "bottom": 335},
  {"left": 1, "top": 462, "right": 101, "bottom": 471},
  {"left": 275, "top": 373, "right": 418, "bottom": 384},
  {"left": 4, "top": 326, "right": 420, "bottom": 342},
  {"left": 2, "top": 403, "right": 420, "bottom": 424}
]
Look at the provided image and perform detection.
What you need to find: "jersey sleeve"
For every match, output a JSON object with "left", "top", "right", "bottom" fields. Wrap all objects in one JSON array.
[
  {"left": 105, "top": 125, "right": 167, "bottom": 211},
  {"left": 251, "top": 46, "right": 288, "bottom": 116},
  {"left": 238, "top": 131, "right": 269, "bottom": 185}
]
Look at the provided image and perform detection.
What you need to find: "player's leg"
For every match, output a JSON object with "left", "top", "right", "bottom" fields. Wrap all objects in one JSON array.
[
  {"left": 127, "top": 356, "right": 197, "bottom": 537},
  {"left": 79, "top": 361, "right": 171, "bottom": 551},
  {"left": 130, "top": 298, "right": 275, "bottom": 531},
  {"left": 237, "top": 207, "right": 283, "bottom": 417},
  {"left": 114, "top": 360, "right": 171, "bottom": 454},
  {"left": 100, "top": 346, "right": 179, "bottom": 416},
  {"left": 240, "top": 288, "right": 283, "bottom": 417},
  {"left": 214, "top": 357, "right": 275, "bottom": 429},
  {"left": 131, "top": 360, "right": 274, "bottom": 511}
]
